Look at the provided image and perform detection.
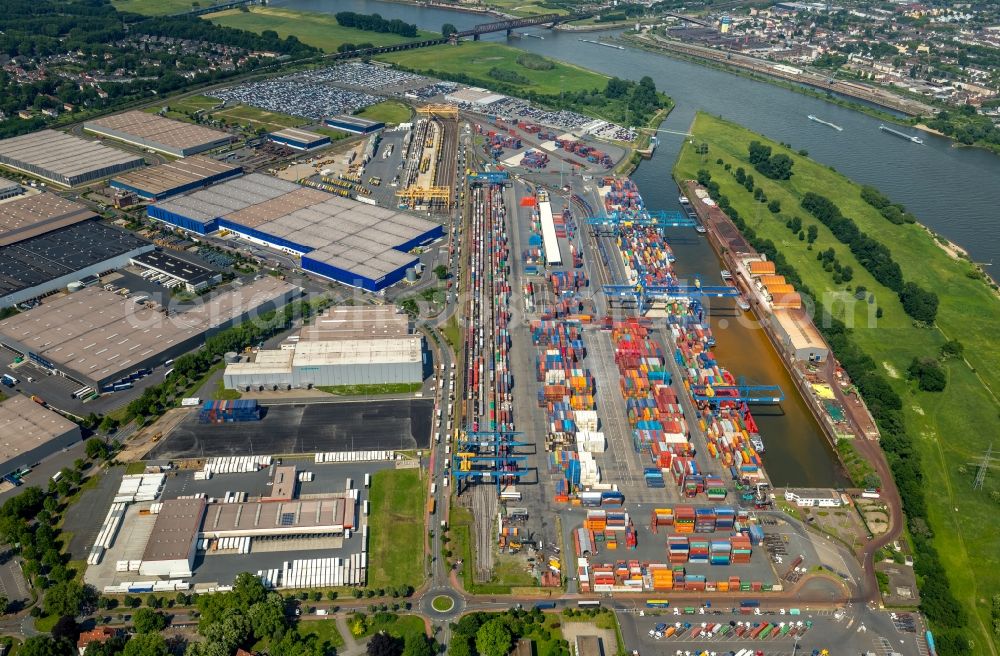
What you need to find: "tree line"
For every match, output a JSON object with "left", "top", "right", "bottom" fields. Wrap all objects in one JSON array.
[
  {"left": 860, "top": 185, "right": 916, "bottom": 225},
  {"left": 695, "top": 170, "right": 969, "bottom": 654},
  {"left": 748, "top": 140, "right": 794, "bottom": 180},
  {"left": 334, "top": 12, "right": 419, "bottom": 38},
  {"left": 124, "top": 296, "right": 328, "bottom": 424},
  {"left": 800, "top": 191, "right": 939, "bottom": 323}
]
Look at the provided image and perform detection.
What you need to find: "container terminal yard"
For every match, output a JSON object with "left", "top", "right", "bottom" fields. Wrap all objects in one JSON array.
[{"left": 0, "top": 80, "right": 924, "bottom": 655}]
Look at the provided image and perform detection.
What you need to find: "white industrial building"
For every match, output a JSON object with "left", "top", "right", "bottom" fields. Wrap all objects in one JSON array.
[
  {"left": 223, "top": 305, "right": 424, "bottom": 390},
  {"left": 224, "top": 337, "right": 423, "bottom": 389},
  {"left": 783, "top": 488, "right": 845, "bottom": 508}
]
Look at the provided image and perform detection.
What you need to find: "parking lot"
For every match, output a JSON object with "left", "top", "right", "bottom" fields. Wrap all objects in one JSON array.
[
  {"left": 146, "top": 399, "right": 433, "bottom": 460},
  {"left": 214, "top": 67, "right": 383, "bottom": 121},
  {"left": 616, "top": 604, "right": 926, "bottom": 656},
  {"left": 468, "top": 96, "right": 638, "bottom": 142}
]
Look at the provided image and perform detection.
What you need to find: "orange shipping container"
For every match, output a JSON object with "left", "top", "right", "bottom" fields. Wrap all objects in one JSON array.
[
  {"left": 759, "top": 275, "right": 785, "bottom": 286},
  {"left": 748, "top": 260, "right": 776, "bottom": 274},
  {"left": 772, "top": 293, "right": 802, "bottom": 309},
  {"left": 766, "top": 283, "right": 795, "bottom": 295}
]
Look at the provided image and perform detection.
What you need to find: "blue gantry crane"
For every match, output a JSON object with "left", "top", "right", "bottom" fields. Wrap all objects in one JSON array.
[
  {"left": 586, "top": 209, "right": 698, "bottom": 235},
  {"left": 690, "top": 376, "right": 784, "bottom": 405},
  {"left": 603, "top": 280, "right": 740, "bottom": 314},
  {"left": 452, "top": 430, "right": 531, "bottom": 493},
  {"left": 467, "top": 171, "right": 510, "bottom": 185}
]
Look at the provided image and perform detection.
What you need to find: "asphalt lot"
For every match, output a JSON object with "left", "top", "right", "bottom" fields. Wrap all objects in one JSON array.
[
  {"left": 616, "top": 604, "right": 924, "bottom": 656},
  {"left": 0, "top": 548, "right": 29, "bottom": 609},
  {"left": 146, "top": 399, "right": 433, "bottom": 459},
  {"left": 64, "top": 466, "right": 126, "bottom": 560}
]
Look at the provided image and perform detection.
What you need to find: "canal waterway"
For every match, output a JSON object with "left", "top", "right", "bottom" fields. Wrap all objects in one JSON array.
[{"left": 277, "top": 0, "right": 996, "bottom": 486}]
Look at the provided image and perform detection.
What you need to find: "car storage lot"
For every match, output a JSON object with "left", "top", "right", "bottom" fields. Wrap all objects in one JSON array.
[{"left": 146, "top": 399, "right": 433, "bottom": 459}]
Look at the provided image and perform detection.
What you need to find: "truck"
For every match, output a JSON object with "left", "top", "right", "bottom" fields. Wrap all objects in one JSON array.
[
  {"left": 533, "top": 602, "right": 556, "bottom": 610},
  {"left": 740, "top": 599, "right": 760, "bottom": 608}
]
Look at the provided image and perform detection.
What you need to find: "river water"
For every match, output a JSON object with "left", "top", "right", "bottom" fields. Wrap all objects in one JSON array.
[{"left": 276, "top": 0, "right": 999, "bottom": 486}]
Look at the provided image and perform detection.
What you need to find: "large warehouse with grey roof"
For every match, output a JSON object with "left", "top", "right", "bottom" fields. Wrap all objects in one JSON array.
[
  {"left": 110, "top": 155, "right": 241, "bottom": 201},
  {"left": 0, "top": 193, "right": 153, "bottom": 308},
  {"left": 147, "top": 173, "right": 443, "bottom": 291},
  {"left": 0, "top": 278, "right": 300, "bottom": 390},
  {"left": 84, "top": 111, "right": 234, "bottom": 157},
  {"left": 0, "top": 130, "right": 144, "bottom": 187},
  {"left": 0, "top": 394, "right": 82, "bottom": 477}
]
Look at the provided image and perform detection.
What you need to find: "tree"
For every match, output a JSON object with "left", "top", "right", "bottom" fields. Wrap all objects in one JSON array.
[
  {"left": 248, "top": 594, "right": 289, "bottom": 641},
  {"left": 0, "top": 594, "right": 8, "bottom": 615},
  {"left": 403, "top": 634, "right": 434, "bottom": 656},
  {"left": 898, "top": 282, "right": 939, "bottom": 324},
  {"left": 123, "top": 632, "right": 169, "bottom": 656},
  {"left": 368, "top": 632, "right": 403, "bottom": 656},
  {"left": 767, "top": 199, "right": 781, "bottom": 213},
  {"left": 807, "top": 225, "right": 818, "bottom": 243},
  {"left": 434, "top": 264, "right": 449, "bottom": 280},
  {"left": 133, "top": 607, "right": 168, "bottom": 633},
  {"left": 233, "top": 572, "right": 268, "bottom": 608},
  {"left": 908, "top": 357, "right": 947, "bottom": 392},
  {"left": 442, "top": 23, "right": 458, "bottom": 38},
  {"left": 20, "top": 636, "right": 69, "bottom": 656},
  {"left": 940, "top": 339, "right": 964, "bottom": 360},
  {"left": 85, "top": 438, "right": 108, "bottom": 459},
  {"left": 51, "top": 615, "right": 79, "bottom": 643},
  {"left": 476, "top": 618, "right": 512, "bottom": 656},
  {"left": 43, "top": 580, "right": 87, "bottom": 618}
]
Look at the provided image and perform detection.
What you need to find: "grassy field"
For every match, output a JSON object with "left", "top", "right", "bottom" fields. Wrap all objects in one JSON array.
[
  {"left": 151, "top": 94, "right": 308, "bottom": 132},
  {"left": 316, "top": 382, "right": 422, "bottom": 396},
  {"left": 211, "top": 104, "right": 307, "bottom": 132},
  {"left": 297, "top": 619, "right": 346, "bottom": 649},
  {"left": 351, "top": 613, "right": 426, "bottom": 641},
  {"left": 376, "top": 42, "right": 609, "bottom": 96},
  {"left": 112, "top": 0, "right": 206, "bottom": 15},
  {"left": 449, "top": 505, "right": 536, "bottom": 594},
  {"left": 675, "top": 113, "right": 1000, "bottom": 654},
  {"left": 312, "top": 127, "right": 351, "bottom": 141},
  {"left": 483, "top": 0, "right": 569, "bottom": 16},
  {"left": 355, "top": 100, "right": 413, "bottom": 126},
  {"left": 211, "top": 378, "right": 241, "bottom": 401},
  {"left": 367, "top": 469, "right": 425, "bottom": 589},
  {"left": 206, "top": 7, "right": 436, "bottom": 53}
]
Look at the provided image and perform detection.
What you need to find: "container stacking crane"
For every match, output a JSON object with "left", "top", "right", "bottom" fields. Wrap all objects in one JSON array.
[
  {"left": 603, "top": 279, "right": 740, "bottom": 315},
  {"left": 452, "top": 429, "right": 530, "bottom": 493},
  {"left": 691, "top": 376, "right": 784, "bottom": 405},
  {"left": 587, "top": 209, "right": 698, "bottom": 236}
]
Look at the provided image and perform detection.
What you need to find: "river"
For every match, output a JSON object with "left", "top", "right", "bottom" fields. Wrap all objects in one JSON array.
[{"left": 275, "top": 0, "right": 998, "bottom": 486}]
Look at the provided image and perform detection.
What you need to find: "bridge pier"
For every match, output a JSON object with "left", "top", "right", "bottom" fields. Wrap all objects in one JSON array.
[
  {"left": 506, "top": 28, "right": 513, "bottom": 37},
  {"left": 473, "top": 33, "right": 480, "bottom": 41}
]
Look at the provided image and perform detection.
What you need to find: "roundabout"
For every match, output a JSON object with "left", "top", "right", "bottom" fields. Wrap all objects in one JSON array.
[
  {"left": 420, "top": 587, "right": 464, "bottom": 620},
  {"left": 431, "top": 595, "right": 455, "bottom": 612}
]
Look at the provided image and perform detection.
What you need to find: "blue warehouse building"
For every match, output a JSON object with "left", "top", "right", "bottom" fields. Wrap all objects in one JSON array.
[
  {"left": 324, "top": 115, "right": 385, "bottom": 135},
  {"left": 267, "top": 127, "right": 331, "bottom": 151},
  {"left": 110, "top": 156, "right": 242, "bottom": 201},
  {"left": 148, "top": 173, "right": 443, "bottom": 291}
]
